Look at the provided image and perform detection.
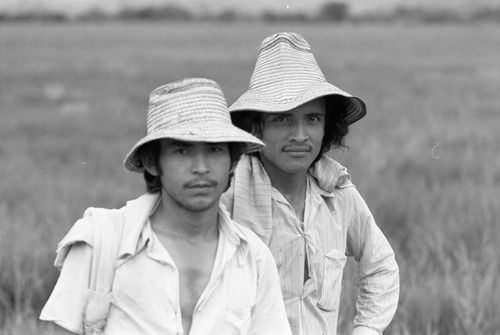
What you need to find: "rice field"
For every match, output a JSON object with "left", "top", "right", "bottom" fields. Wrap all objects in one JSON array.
[{"left": 1, "top": 20, "right": 499, "bottom": 334}]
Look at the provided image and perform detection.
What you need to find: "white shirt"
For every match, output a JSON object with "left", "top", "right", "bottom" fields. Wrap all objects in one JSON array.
[
  {"left": 222, "top": 155, "right": 400, "bottom": 335},
  {"left": 40, "top": 193, "right": 291, "bottom": 335}
]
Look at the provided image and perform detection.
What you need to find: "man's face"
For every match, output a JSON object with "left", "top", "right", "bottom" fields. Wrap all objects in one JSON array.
[
  {"left": 157, "top": 139, "right": 231, "bottom": 212},
  {"left": 259, "top": 98, "right": 325, "bottom": 176}
]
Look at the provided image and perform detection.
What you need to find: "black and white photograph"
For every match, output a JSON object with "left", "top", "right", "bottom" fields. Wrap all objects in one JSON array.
[{"left": 1, "top": 0, "right": 499, "bottom": 334}]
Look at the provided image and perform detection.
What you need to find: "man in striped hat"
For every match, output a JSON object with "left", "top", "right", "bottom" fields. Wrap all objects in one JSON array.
[
  {"left": 40, "top": 78, "right": 292, "bottom": 335},
  {"left": 222, "top": 33, "right": 399, "bottom": 335}
]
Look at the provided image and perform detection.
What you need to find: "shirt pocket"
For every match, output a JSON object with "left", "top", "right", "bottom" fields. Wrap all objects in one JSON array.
[
  {"left": 223, "top": 305, "right": 251, "bottom": 334},
  {"left": 317, "top": 249, "right": 347, "bottom": 312}
]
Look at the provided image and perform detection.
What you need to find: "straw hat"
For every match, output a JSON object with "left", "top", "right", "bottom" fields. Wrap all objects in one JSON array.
[
  {"left": 229, "top": 32, "right": 366, "bottom": 125},
  {"left": 124, "top": 78, "right": 265, "bottom": 172}
]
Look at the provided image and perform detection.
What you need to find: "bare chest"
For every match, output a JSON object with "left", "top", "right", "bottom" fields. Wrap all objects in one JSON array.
[
  {"left": 178, "top": 261, "right": 213, "bottom": 325},
  {"left": 157, "top": 235, "right": 218, "bottom": 333}
]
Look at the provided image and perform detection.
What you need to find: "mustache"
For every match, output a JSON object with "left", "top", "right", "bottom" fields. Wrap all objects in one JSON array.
[{"left": 184, "top": 179, "right": 218, "bottom": 188}]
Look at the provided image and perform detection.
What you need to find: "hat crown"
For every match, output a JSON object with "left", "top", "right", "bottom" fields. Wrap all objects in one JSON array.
[
  {"left": 124, "top": 77, "right": 265, "bottom": 172},
  {"left": 146, "top": 78, "right": 230, "bottom": 137},
  {"left": 249, "top": 32, "right": 327, "bottom": 96},
  {"left": 229, "top": 32, "right": 366, "bottom": 126}
]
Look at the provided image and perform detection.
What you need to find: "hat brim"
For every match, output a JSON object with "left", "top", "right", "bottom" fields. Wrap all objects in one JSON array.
[
  {"left": 124, "top": 123, "right": 264, "bottom": 173},
  {"left": 229, "top": 82, "right": 366, "bottom": 125}
]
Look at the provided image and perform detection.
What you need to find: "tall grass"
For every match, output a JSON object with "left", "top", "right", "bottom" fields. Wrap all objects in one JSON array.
[{"left": 1, "top": 21, "right": 499, "bottom": 334}]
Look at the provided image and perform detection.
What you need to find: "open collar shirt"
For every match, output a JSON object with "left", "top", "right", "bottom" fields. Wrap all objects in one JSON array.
[
  {"left": 221, "top": 155, "right": 400, "bottom": 335},
  {"left": 41, "top": 193, "right": 291, "bottom": 335}
]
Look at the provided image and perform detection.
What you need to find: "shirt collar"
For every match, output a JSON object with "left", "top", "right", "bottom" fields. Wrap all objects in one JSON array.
[
  {"left": 259, "top": 154, "right": 351, "bottom": 196},
  {"left": 117, "top": 193, "right": 249, "bottom": 260},
  {"left": 117, "top": 193, "right": 161, "bottom": 259},
  {"left": 217, "top": 205, "right": 250, "bottom": 261},
  {"left": 270, "top": 163, "right": 338, "bottom": 206},
  {"left": 309, "top": 173, "right": 335, "bottom": 199},
  {"left": 309, "top": 154, "right": 351, "bottom": 192}
]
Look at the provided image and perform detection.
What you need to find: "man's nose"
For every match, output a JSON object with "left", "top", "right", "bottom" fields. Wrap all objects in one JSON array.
[
  {"left": 191, "top": 153, "right": 210, "bottom": 174},
  {"left": 289, "top": 122, "right": 308, "bottom": 142}
]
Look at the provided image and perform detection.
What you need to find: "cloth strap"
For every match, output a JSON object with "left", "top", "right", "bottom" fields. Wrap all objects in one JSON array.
[{"left": 83, "top": 208, "right": 123, "bottom": 335}]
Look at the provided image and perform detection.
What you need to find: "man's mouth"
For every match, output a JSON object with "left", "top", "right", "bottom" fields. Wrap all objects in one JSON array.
[
  {"left": 186, "top": 181, "right": 217, "bottom": 189},
  {"left": 283, "top": 146, "right": 311, "bottom": 153}
]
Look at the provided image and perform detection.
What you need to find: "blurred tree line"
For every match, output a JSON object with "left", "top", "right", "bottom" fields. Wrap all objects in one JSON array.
[{"left": 0, "top": 1, "right": 499, "bottom": 23}]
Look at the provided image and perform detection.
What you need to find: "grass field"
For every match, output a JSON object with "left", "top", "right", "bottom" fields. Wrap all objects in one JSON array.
[{"left": 1, "top": 21, "right": 499, "bottom": 334}]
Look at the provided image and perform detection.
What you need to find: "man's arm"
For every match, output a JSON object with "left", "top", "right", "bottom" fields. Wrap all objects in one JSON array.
[
  {"left": 40, "top": 242, "right": 94, "bottom": 335},
  {"left": 346, "top": 189, "right": 400, "bottom": 335}
]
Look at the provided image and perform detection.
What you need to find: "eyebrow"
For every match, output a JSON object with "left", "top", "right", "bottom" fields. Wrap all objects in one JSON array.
[
  {"left": 168, "top": 140, "right": 192, "bottom": 147},
  {"left": 308, "top": 113, "right": 325, "bottom": 118},
  {"left": 267, "top": 112, "right": 292, "bottom": 118},
  {"left": 268, "top": 112, "right": 325, "bottom": 118},
  {"left": 307, "top": 110, "right": 325, "bottom": 115},
  {"left": 168, "top": 140, "right": 227, "bottom": 147}
]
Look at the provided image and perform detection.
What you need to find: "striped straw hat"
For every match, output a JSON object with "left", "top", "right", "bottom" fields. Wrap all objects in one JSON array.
[
  {"left": 124, "top": 78, "right": 265, "bottom": 172},
  {"left": 229, "top": 32, "right": 366, "bottom": 125}
]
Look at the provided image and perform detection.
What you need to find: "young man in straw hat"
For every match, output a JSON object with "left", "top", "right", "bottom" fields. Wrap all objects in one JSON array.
[
  {"left": 221, "top": 33, "right": 399, "bottom": 335},
  {"left": 40, "top": 78, "right": 292, "bottom": 335}
]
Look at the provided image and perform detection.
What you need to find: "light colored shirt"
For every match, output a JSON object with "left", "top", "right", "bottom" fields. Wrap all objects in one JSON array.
[
  {"left": 221, "top": 155, "right": 399, "bottom": 335},
  {"left": 41, "top": 193, "right": 292, "bottom": 335}
]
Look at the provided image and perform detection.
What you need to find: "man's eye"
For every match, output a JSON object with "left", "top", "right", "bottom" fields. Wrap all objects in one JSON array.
[
  {"left": 208, "top": 146, "right": 225, "bottom": 153},
  {"left": 174, "top": 148, "right": 187, "bottom": 154},
  {"left": 308, "top": 115, "right": 323, "bottom": 123},
  {"left": 273, "top": 116, "right": 289, "bottom": 123}
]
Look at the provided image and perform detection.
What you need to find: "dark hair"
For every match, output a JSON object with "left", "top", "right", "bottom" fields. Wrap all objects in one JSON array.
[
  {"left": 231, "top": 95, "right": 350, "bottom": 164},
  {"left": 321, "top": 95, "right": 350, "bottom": 153},
  {"left": 138, "top": 140, "right": 246, "bottom": 194}
]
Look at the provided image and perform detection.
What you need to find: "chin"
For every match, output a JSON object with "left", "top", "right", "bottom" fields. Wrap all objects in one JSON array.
[
  {"left": 284, "top": 159, "right": 313, "bottom": 171},
  {"left": 186, "top": 199, "right": 219, "bottom": 212},
  {"left": 279, "top": 165, "right": 310, "bottom": 175}
]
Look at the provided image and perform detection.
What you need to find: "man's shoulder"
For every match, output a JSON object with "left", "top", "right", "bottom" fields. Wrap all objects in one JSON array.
[
  {"left": 310, "top": 155, "right": 358, "bottom": 192},
  {"left": 234, "top": 220, "right": 267, "bottom": 247},
  {"left": 80, "top": 193, "right": 159, "bottom": 243},
  {"left": 219, "top": 206, "right": 269, "bottom": 250},
  {"left": 230, "top": 220, "right": 274, "bottom": 266},
  {"left": 79, "top": 194, "right": 152, "bottom": 222},
  {"left": 66, "top": 206, "right": 125, "bottom": 244},
  {"left": 53, "top": 204, "right": 128, "bottom": 267},
  {"left": 84, "top": 192, "right": 159, "bottom": 228},
  {"left": 77, "top": 198, "right": 132, "bottom": 232},
  {"left": 82, "top": 206, "right": 125, "bottom": 223}
]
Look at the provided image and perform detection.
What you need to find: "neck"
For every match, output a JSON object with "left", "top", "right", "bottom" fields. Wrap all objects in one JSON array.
[
  {"left": 151, "top": 195, "right": 219, "bottom": 240},
  {"left": 259, "top": 156, "right": 308, "bottom": 216},
  {"left": 270, "top": 172, "right": 307, "bottom": 200},
  {"left": 259, "top": 156, "right": 308, "bottom": 197}
]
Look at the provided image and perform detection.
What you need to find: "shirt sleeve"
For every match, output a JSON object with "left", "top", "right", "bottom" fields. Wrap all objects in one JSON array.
[
  {"left": 249, "top": 244, "right": 292, "bottom": 335},
  {"left": 40, "top": 214, "right": 96, "bottom": 335},
  {"left": 345, "top": 188, "right": 400, "bottom": 334}
]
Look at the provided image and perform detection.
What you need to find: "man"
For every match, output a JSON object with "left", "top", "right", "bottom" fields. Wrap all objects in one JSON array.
[
  {"left": 40, "top": 78, "right": 292, "bottom": 335},
  {"left": 221, "top": 33, "right": 400, "bottom": 335}
]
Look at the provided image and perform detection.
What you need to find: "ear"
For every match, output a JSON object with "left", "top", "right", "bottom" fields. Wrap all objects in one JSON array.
[
  {"left": 251, "top": 124, "right": 263, "bottom": 138},
  {"left": 142, "top": 153, "right": 160, "bottom": 177}
]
